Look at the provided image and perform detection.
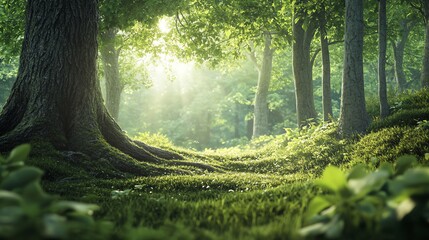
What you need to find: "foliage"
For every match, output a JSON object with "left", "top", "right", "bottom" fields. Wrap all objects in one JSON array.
[
  {"left": 300, "top": 156, "right": 429, "bottom": 239},
  {"left": 0, "top": 144, "right": 111, "bottom": 240}
]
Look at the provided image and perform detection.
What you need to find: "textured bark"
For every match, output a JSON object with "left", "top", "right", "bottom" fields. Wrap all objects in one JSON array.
[
  {"left": 0, "top": 0, "right": 214, "bottom": 175},
  {"left": 339, "top": 0, "right": 369, "bottom": 135},
  {"left": 251, "top": 33, "right": 275, "bottom": 138},
  {"left": 319, "top": 3, "right": 333, "bottom": 122},
  {"left": 100, "top": 29, "right": 123, "bottom": 120},
  {"left": 391, "top": 19, "right": 413, "bottom": 92},
  {"left": 421, "top": 0, "right": 429, "bottom": 88},
  {"left": 293, "top": 8, "right": 317, "bottom": 127},
  {"left": 378, "top": 0, "right": 389, "bottom": 118}
]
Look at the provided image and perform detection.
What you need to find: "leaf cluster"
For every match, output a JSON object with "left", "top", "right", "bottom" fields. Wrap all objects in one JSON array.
[{"left": 301, "top": 156, "right": 429, "bottom": 239}]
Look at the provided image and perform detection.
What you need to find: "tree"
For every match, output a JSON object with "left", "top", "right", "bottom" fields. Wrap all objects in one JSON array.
[
  {"left": 390, "top": 17, "right": 415, "bottom": 91},
  {"left": 421, "top": 0, "right": 429, "bottom": 88},
  {"left": 378, "top": 0, "right": 389, "bottom": 118},
  {"left": 249, "top": 33, "right": 276, "bottom": 138},
  {"left": 292, "top": 1, "right": 317, "bottom": 126},
  {"left": 339, "top": 0, "right": 369, "bottom": 135},
  {"left": 318, "top": 2, "right": 333, "bottom": 122},
  {"left": 0, "top": 0, "right": 213, "bottom": 175},
  {"left": 98, "top": 0, "right": 184, "bottom": 120}
]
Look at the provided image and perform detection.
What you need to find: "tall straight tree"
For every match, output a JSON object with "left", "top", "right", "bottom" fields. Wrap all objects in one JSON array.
[
  {"left": 339, "top": 0, "right": 369, "bottom": 135},
  {"left": 318, "top": 2, "right": 333, "bottom": 122},
  {"left": 250, "top": 33, "right": 275, "bottom": 138},
  {"left": 420, "top": 0, "right": 429, "bottom": 88},
  {"left": 391, "top": 18, "right": 414, "bottom": 91},
  {"left": 0, "top": 0, "right": 212, "bottom": 175},
  {"left": 292, "top": 2, "right": 317, "bottom": 127},
  {"left": 378, "top": 0, "right": 389, "bottom": 118}
]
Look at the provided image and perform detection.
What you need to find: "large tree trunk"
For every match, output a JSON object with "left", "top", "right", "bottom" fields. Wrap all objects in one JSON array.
[
  {"left": 421, "top": 0, "right": 429, "bottom": 88},
  {"left": 339, "top": 0, "right": 369, "bottom": 135},
  {"left": 100, "top": 29, "right": 123, "bottom": 120},
  {"left": 319, "top": 3, "right": 333, "bottom": 122},
  {"left": 378, "top": 0, "right": 389, "bottom": 118},
  {"left": 0, "top": 0, "right": 214, "bottom": 176},
  {"left": 293, "top": 6, "right": 317, "bottom": 127},
  {"left": 251, "top": 33, "right": 275, "bottom": 138},
  {"left": 391, "top": 19, "right": 413, "bottom": 92}
]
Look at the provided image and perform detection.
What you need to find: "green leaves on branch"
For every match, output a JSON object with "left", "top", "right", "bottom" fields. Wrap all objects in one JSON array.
[{"left": 301, "top": 155, "right": 429, "bottom": 239}]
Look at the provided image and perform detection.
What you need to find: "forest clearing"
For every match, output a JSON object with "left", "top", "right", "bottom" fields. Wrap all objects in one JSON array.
[{"left": 1, "top": 0, "right": 429, "bottom": 239}]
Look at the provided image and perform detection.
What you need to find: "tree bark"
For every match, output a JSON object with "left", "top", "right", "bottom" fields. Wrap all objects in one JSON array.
[
  {"left": 293, "top": 7, "right": 317, "bottom": 127},
  {"left": 251, "top": 33, "right": 275, "bottom": 138},
  {"left": 0, "top": 0, "right": 214, "bottom": 176},
  {"left": 319, "top": 3, "right": 333, "bottom": 122},
  {"left": 391, "top": 19, "right": 413, "bottom": 92},
  {"left": 421, "top": 0, "right": 429, "bottom": 88},
  {"left": 100, "top": 29, "right": 123, "bottom": 120},
  {"left": 378, "top": 0, "right": 389, "bottom": 118},
  {"left": 339, "top": 0, "right": 369, "bottom": 135}
]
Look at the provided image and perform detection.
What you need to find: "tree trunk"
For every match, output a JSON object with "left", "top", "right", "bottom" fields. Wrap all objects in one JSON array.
[
  {"left": 378, "top": 0, "right": 389, "bottom": 118},
  {"left": 421, "top": 0, "right": 429, "bottom": 88},
  {"left": 391, "top": 19, "right": 412, "bottom": 92},
  {"left": 293, "top": 8, "right": 317, "bottom": 127},
  {"left": 0, "top": 0, "right": 214, "bottom": 176},
  {"left": 100, "top": 29, "right": 123, "bottom": 120},
  {"left": 339, "top": 0, "right": 369, "bottom": 135},
  {"left": 319, "top": 3, "right": 333, "bottom": 122},
  {"left": 252, "top": 33, "right": 275, "bottom": 138}
]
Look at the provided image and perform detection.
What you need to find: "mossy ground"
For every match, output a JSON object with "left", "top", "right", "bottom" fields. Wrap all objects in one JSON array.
[{"left": 18, "top": 89, "right": 429, "bottom": 239}]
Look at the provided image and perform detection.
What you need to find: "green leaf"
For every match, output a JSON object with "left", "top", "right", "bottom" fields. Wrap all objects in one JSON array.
[
  {"left": 315, "top": 166, "right": 347, "bottom": 192},
  {"left": 53, "top": 201, "right": 99, "bottom": 215},
  {"left": 7, "top": 144, "right": 31, "bottom": 163},
  {"left": 389, "top": 168, "right": 429, "bottom": 196},
  {"left": 347, "top": 164, "right": 367, "bottom": 180},
  {"left": 325, "top": 215, "right": 344, "bottom": 239},
  {"left": 396, "top": 198, "right": 416, "bottom": 220},
  {"left": 395, "top": 155, "right": 417, "bottom": 175},
  {"left": 0, "top": 190, "right": 23, "bottom": 205},
  {"left": 0, "top": 166, "right": 43, "bottom": 190},
  {"left": 305, "top": 196, "right": 331, "bottom": 222},
  {"left": 43, "top": 214, "right": 67, "bottom": 239},
  {"left": 425, "top": 153, "right": 429, "bottom": 161},
  {"left": 348, "top": 170, "right": 389, "bottom": 198},
  {"left": 299, "top": 222, "right": 327, "bottom": 237}
]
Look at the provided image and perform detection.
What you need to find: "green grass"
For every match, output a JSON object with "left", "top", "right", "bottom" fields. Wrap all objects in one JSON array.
[{"left": 7, "top": 89, "right": 429, "bottom": 239}]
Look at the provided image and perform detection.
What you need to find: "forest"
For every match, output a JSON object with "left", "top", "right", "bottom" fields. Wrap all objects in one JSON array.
[{"left": 1, "top": 0, "right": 429, "bottom": 239}]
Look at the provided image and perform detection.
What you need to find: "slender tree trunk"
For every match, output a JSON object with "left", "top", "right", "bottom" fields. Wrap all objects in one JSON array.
[
  {"left": 0, "top": 0, "right": 214, "bottom": 176},
  {"left": 252, "top": 33, "right": 275, "bottom": 138},
  {"left": 339, "top": 0, "right": 369, "bottom": 135},
  {"left": 421, "top": 0, "right": 429, "bottom": 88},
  {"left": 293, "top": 8, "right": 317, "bottom": 127},
  {"left": 100, "top": 29, "right": 123, "bottom": 120},
  {"left": 378, "top": 0, "right": 389, "bottom": 118},
  {"left": 391, "top": 19, "right": 412, "bottom": 92},
  {"left": 319, "top": 3, "right": 333, "bottom": 122}
]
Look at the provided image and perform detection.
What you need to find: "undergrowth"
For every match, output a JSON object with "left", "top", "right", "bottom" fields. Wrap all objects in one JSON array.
[{"left": 2, "top": 90, "right": 429, "bottom": 239}]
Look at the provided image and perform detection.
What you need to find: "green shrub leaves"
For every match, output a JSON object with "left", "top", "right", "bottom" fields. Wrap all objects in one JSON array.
[{"left": 301, "top": 156, "right": 429, "bottom": 239}]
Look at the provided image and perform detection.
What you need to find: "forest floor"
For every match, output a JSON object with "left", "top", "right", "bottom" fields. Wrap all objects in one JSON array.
[{"left": 22, "top": 89, "right": 429, "bottom": 239}]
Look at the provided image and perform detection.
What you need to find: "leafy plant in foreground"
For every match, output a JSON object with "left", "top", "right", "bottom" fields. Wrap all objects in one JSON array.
[
  {"left": 0, "top": 144, "right": 110, "bottom": 240},
  {"left": 300, "top": 155, "right": 429, "bottom": 239}
]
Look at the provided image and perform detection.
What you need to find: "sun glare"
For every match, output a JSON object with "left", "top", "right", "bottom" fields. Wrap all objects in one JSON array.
[{"left": 158, "top": 17, "right": 171, "bottom": 34}]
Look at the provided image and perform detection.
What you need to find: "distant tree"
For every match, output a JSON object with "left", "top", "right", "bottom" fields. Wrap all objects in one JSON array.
[
  {"left": 318, "top": 2, "right": 333, "bottom": 122},
  {"left": 0, "top": 0, "right": 212, "bottom": 174},
  {"left": 339, "top": 0, "right": 369, "bottom": 135},
  {"left": 378, "top": 0, "right": 389, "bottom": 118}
]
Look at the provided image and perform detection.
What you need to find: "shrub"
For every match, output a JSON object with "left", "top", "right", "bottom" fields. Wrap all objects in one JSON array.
[
  {"left": 0, "top": 144, "right": 111, "bottom": 240},
  {"left": 300, "top": 156, "right": 429, "bottom": 239}
]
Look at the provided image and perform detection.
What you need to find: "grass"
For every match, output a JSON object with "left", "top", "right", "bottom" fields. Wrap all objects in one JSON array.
[{"left": 10, "top": 89, "right": 429, "bottom": 239}]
